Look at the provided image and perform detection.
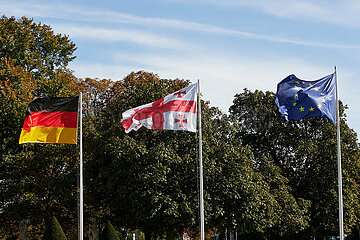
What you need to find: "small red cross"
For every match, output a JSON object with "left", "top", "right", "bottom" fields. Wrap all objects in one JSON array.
[
  {"left": 174, "top": 90, "right": 186, "bottom": 98},
  {"left": 175, "top": 114, "right": 188, "bottom": 128}
]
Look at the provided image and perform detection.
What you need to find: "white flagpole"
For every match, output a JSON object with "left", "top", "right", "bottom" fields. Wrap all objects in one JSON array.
[
  {"left": 79, "top": 93, "right": 84, "bottom": 240},
  {"left": 335, "top": 66, "right": 344, "bottom": 240},
  {"left": 197, "top": 80, "right": 205, "bottom": 240}
]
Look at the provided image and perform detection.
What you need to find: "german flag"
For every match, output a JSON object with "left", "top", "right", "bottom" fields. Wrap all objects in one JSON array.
[{"left": 19, "top": 97, "right": 79, "bottom": 144}]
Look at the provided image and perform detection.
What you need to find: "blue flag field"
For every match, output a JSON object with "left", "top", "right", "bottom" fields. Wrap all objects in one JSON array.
[{"left": 275, "top": 73, "right": 336, "bottom": 123}]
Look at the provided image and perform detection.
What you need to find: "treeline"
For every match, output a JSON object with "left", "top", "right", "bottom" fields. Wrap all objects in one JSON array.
[{"left": 1, "top": 15, "right": 360, "bottom": 240}]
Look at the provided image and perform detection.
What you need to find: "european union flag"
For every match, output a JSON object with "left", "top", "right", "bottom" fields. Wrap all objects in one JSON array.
[{"left": 275, "top": 73, "right": 336, "bottom": 123}]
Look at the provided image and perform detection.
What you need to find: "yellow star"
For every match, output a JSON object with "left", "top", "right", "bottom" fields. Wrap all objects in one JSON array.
[
  {"left": 293, "top": 94, "right": 297, "bottom": 99},
  {"left": 299, "top": 106, "right": 305, "bottom": 112},
  {"left": 320, "top": 93, "right": 325, "bottom": 95},
  {"left": 322, "top": 98, "right": 326, "bottom": 102},
  {"left": 293, "top": 102, "right": 297, "bottom": 106},
  {"left": 296, "top": 81, "right": 300, "bottom": 84},
  {"left": 294, "top": 85, "right": 299, "bottom": 89},
  {"left": 309, "top": 107, "right": 315, "bottom": 111},
  {"left": 309, "top": 83, "right": 313, "bottom": 87},
  {"left": 314, "top": 88, "right": 319, "bottom": 91},
  {"left": 302, "top": 81, "right": 305, "bottom": 84},
  {"left": 318, "top": 104, "right": 322, "bottom": 109}
]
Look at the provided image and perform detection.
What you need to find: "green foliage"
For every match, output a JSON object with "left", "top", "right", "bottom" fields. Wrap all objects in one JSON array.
[
  {"left": 0, "top": 15, "right": 79, "bottom": 238},
  {"left": 1, "top": 14, "right": 360, "bottom": 239},
  {"left": 0, "top": 15, "right": 76, "bottom": 80},
  {"left": 0, "top": 57, "right": 36, "bottom": 155},
  {"left": 100, "top": 221, "right": 120, "bottom": 240},
  {"left": 83, "top": 72, "right": 197, "bottom": 238},
  {"left": 82, "top": 72, "right": 312, "bottom": 238},
  {"left": 42, "top": 216, "right": 67, "bottom": 240},
  {"left": 229, "top": 88, "right": 360, "bottom": 238}
]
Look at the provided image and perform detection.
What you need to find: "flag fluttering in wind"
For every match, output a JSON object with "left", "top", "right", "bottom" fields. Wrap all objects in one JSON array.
[
  {"left": 19, "top": 97, "right": 79, "bottom": 144},
  {"left": 275, "top": 73, "right": 336, "bottom": 123},
  {"left": 121, "top": 83, "right": 198, "bottom": 133}
]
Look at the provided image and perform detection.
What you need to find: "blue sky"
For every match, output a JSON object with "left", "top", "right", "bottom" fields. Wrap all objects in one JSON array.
[{"left": 2, "top": 0, "right": 360, "bottom": 136}]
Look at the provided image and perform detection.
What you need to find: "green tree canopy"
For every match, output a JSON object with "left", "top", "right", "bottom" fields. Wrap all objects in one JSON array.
[
  {"left": 82, "top": 72, "right": 310, "bottom": 239},
  {"left": 229, "top": 89, "right": 360, "bottom": 239},
  {"left": 0, "top": 15, "right": 76, "bottom": 80},
  {"left": 0, "top": 15, "right": 79, "bottom": 239},
  {"left": 1, "top": 14, "right": 360, "bottom": 240}
]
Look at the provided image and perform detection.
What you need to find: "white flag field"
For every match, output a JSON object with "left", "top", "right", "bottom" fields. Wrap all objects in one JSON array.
[{"left": 121, "top": 83, "right": 198, "bottom": 133}]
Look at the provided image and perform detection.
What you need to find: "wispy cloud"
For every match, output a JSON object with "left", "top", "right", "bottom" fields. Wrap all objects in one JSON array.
[
  {"left": 72, "top": 50, "right": 358, "bottom": 128},
  {"left": 53, "top": 24, "right": 193, "bottom": 50},
  {"left": 3, "top": 0, "right": 360, "bottom": 50},
  {"left": 167, "top": 0, "right": 360, "bottom": 28},
  {"left": 113, "top": 52, "right": 330, "bottom": 90},
  {"left": 244, "top": 0, "right": 360, "bottom": 28},
  {"left": 72, "top": 51, "right": 330, "bottom": 111},
  {"left": 4, "top": 0, "right": 360, "bottom": 135},
  {"left": 54, "top": 23, "right": 360, "bottom": 51}
]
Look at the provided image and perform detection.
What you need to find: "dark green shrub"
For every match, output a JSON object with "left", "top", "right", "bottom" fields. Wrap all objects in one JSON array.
[
  {"left": 100, "top": 221, "right": 120, "bottom": 240},
  {"left": 42, "top": 216, "right": 67, "bottom": 240}
]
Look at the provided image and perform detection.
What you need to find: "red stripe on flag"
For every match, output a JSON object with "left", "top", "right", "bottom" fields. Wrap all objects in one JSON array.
[
  {"left": 22, "top": 111, "right": 78, "bottom": 131},
  {"left": 134, "top": 99, "right": 196, "bottom": 120}
]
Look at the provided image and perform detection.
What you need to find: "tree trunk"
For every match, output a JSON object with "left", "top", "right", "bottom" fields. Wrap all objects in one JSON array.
[{"left": 18, "top": 220, "right": 27, "bottom": 240}]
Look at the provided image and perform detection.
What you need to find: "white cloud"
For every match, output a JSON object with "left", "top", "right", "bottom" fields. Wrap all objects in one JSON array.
[
  {"left": 72, "top": 52, "right": 360, "bottom": 135},
  {"left": 3, "top": 0, "right": 360, "bottom": 135},
  {"left": 73, "top": 51, "right": 330, "bottom": 112},
  {"left": 251, "top": 0, "right": 360, "bottom": 28},
  {"left": 132, "top": 54, "right": 329, "bottom": 110},
  {"left": 3, "top": 0, "right": 360, "bottom": 50},
  {"left": 168, "top": 0, "right": 360, "bottom": 28},
  {"left": 68, "top": 62, "right": 133, "bottom": 81},
  {"left": 52, "top": 24, "right": 193, "bottom": 50}
]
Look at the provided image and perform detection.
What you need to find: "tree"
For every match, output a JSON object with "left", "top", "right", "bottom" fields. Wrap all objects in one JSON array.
[
  {"left": 0, "top": 57, "right": 37, "bottom": 238},
  {"left": 202, "top": 106, "right": 309, "bottom": 239},
  {"left": 84, "top": 72, "right": 198, "bottom": 239},
  {"left": 2, "top": 15, "right": 358, "bottom": 238},
  {"left": 43, "top": 216, "right": 67, "bottom": 240},
  {"left": 0, "top": 15, "right": 76, "bottom": 81},
  {"left": 229, "top": 89, "right": 360, "bottom": 238},
  {"left": 0, "top": 57, "right": 36, "bottom": 156},
  {"left": 83, "top": 72, "right": 310, "bottom": 239},
  {"left": 0, "top": 15, "right": 79, "bottom": 238}
]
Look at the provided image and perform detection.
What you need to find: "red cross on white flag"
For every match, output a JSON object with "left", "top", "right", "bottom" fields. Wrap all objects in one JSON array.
[{"left": 121, "top": 83, "right": 198, "bottom": 133}]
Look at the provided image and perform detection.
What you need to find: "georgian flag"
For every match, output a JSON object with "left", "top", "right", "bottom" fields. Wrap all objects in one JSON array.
[{"left": 121, "top": 83, "right": 198, "bottom": 133}]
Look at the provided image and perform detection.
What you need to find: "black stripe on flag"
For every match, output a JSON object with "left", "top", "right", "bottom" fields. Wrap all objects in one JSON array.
[{"left": 26, "top": 97, "right": 79, "bottom": 114}]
